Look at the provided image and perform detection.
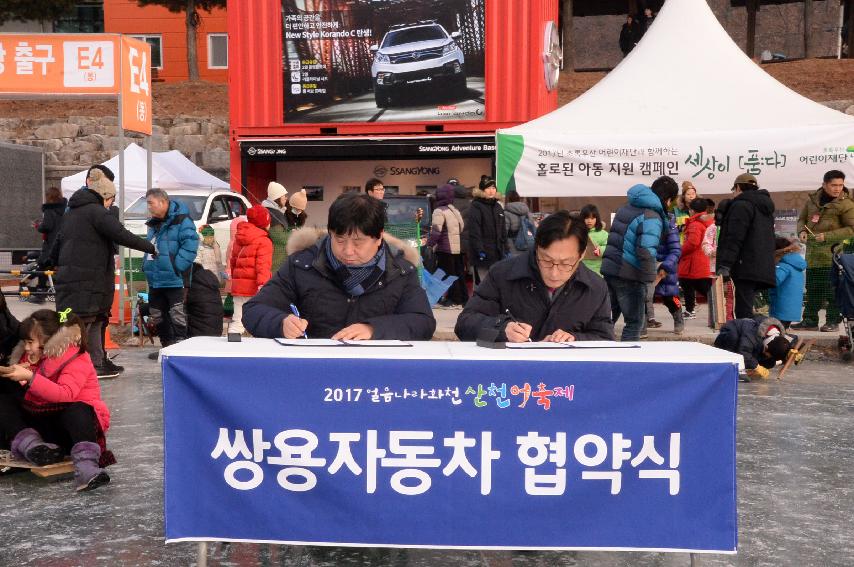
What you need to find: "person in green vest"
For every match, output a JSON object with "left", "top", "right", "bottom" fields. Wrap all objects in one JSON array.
[
  {"left": 580, "top": 204, "right": 608, "bottom": 275},
  {"left": 672, "top": 180, "right": 698, "bottom": 239}
]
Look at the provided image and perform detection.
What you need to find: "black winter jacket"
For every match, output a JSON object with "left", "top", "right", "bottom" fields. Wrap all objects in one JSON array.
[
  {"left": 713, "top": 315, "right": 785, "bottom": 370},
  {"left": 186, "top": 263, "right": 224, "bottom": 337},
  {"left": 37, "top": 200, "right": 67, "bottom": 266},
  {"left": 0, "top": 296, "right": 20, "bottom": 365},
  {"left": 455, "top": 250, "right": 614, "bottom": 342},
  {"left": 242, "top": 229, "right": 436, "bottom": 340},
  {"left": 716, "top": 189, "right": 776, "bottom": 287},
  {"left": 467, "top": 195, "right": 507, "bottom": 267},
  {"left": 54, "top": 188, "right": 156, "bottom": 317}
]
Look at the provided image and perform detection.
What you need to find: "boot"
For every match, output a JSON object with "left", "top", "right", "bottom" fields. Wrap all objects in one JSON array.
[
  {"left": 70, "top": 441, "right": 110, "bottom": 492},
  {"left": 673, "top": 310, "right": 685, "bottom": 335},
  {"left": 10, "top": 428, "right": 64, "bottom": 466}
]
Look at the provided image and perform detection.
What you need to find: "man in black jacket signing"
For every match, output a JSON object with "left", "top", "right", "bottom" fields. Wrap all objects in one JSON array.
[
  {"left": 243, "top": 192, "right": 436, "bottom": 341},
  {"left": 455, "top": 211, "right": 614, "bottom": 343}
]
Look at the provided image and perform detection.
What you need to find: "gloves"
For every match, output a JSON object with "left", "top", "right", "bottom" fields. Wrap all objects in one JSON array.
[
  {"left": 716, "top": 266, "right": 731, "bottom": 281},
  {"left": 746, "top": 366, "right": 770, "bottom": 380},
  {"left": 478, "top": 252, "right": 487, "bottom": 262}
]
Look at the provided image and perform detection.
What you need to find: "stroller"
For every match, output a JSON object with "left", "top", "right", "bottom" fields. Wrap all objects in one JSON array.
[
  {"left": 17, "top": 252, "right": 55, "bottom": 304},
  {"left": 831, "top": 243, "right": 854, "bottom": 362}
]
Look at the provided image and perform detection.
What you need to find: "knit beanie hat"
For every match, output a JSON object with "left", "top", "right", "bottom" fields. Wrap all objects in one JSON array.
[
  {"left": 479, "top": 175, "right": 496, "bottom": 191},
  {"left": 247, "top": 205, "right": 270, "bottom": 228},
  {"left": 199, "top": 225, "right": 215, "bottom": 237},
  {"left": 88, "top": 168, "right": 116, "bottom": 201},
  {"left": 267, "top": 181, "right": 288, "bottom": 201},
  {"left": 288, "top": 189, "right": 307, "bottom": 211}
]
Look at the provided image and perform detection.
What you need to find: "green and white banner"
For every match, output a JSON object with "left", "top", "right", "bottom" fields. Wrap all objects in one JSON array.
[{"left": 497, "top": 125, "right": 854, "bottom": 197}]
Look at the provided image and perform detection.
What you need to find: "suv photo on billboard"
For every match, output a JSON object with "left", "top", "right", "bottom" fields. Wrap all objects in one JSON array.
[{"left": 370, "top": 21, "right": 465, "bottom": 108}]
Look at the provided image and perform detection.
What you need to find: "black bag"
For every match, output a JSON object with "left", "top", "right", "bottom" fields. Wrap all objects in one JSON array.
[{"left": 421, "top": 246, "right": 438, "bottom": 273}]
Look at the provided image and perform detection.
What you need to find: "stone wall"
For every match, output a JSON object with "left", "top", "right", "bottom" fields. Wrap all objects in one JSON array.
[
  {"left": 572, "top": 0, "right": 843, "bottom": 70},
  {"left": 0, "top": 116, "right": 230, "bottom": 190}
]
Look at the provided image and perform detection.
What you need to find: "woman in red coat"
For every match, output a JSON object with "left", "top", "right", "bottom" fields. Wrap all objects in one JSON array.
[
  {"left": 229, "top": 205, "right": 273, "bottom": 334},
  {"left": 678, "top": 198, "right": 714, "bottom": 318},
  {"left": 0, "top": 309, "right": 113, "bottom": 491}
]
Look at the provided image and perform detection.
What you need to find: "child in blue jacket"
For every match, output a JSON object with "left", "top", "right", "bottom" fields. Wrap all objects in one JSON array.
[{"left": 769, "top": 238, "right": 806, "bottom": 329}]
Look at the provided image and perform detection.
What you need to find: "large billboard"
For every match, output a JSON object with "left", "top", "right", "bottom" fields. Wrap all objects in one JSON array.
[{"left": 282, "top": 0, "right": 485, "bottom": 123}]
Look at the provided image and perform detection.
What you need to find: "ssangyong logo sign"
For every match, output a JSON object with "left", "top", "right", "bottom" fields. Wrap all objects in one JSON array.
[
  {"left": 247, "top": 146, "right": 257, "bottom": 156},
  {"left": 373, "top": 165, "right": 388, "bottom": 178}
]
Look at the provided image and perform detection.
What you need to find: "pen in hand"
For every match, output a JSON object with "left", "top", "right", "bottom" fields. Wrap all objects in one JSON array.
[
  {"left": 289, "top": 303, "right": 309, "bottom": 339},
  {"left": 505, "top": 308, "right": 533, "bottom": 342}
]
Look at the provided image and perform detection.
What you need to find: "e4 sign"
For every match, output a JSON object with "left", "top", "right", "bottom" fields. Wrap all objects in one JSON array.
[{"left": 121, "top": 36, "right": 152, "bottom": 135}]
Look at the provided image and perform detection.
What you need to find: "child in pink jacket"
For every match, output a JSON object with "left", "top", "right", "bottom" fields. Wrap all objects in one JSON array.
[{"left": 0, "top": 309, "right": 113, "bottom": 491}]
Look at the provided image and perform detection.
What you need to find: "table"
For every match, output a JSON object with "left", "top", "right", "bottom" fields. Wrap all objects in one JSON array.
[{"left": 162, "top": 338, "right": 741, "bottom": 554}]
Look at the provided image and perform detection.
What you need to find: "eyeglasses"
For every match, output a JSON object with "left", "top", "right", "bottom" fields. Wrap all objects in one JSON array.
[{"left": 536, "top": 254, "right": 578, "bottom": 272}]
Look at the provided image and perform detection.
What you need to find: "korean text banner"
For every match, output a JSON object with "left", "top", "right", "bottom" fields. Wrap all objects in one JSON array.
[
  {"left": 163, "top": 356, "right": 738, "bottom": 552},
  {"left": 120, "top": 36, "right": 152, "bottom": 135},
  {"left": 0, "top": 34, "right": 118, "bottom": 95},
  {"left": 497, "top": 125, "right": 854, "bottom": 197},
  {"left": 282, "top": 0, "right": 485, "bottom": 123}
]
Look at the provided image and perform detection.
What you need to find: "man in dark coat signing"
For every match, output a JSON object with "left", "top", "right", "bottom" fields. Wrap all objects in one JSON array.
[{"left": 455, "top": 211, "right": 614, "bottom": 343}]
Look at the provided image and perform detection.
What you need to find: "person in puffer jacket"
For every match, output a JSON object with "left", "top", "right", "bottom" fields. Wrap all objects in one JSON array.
[
  {"left": 648, "top": 216, "right": 684, "bottom": 335},
  {"left": 714, "top": 315, "right": 795, "bottom": 381},
  {"left": 229, "top": 205, "right": 273, "bottom": 334},
  {"left": 143, "top": 189, "right": 199, "bottom": 356},
  {"left": 601, "top": 177, "right": 678, "bottom": 341},
  {"left": 769, "top": 238, "right": 806, "bottom": 328}
]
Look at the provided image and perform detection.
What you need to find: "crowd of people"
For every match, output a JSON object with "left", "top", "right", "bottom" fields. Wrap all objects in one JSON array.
[{"left": 1, "top": 162, "right": 851, "bottom": 491}]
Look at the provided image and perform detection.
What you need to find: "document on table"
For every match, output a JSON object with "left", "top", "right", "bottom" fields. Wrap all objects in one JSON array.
[
  {"left": 505, "top": 341, "right": 641, "bottom": 349},
  {"left": 505, "top": 342, "right": 571, "bottom": 349},
  {"left": 274, "top": 338, "right": 412, "bottom": 347}
]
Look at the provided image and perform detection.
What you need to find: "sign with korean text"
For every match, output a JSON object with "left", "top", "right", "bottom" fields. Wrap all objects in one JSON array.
[
  {"left": 163, "top": 355, "right": 738, "bottom": 552},
  {"left": 120, "top": 36, "right": 152, "bottom": 135},
  {"left": 497, "top": 125, "right": 854, "bottom": 196},
  {"left": 0, "top": 34, "right": 118, "bottom": 95}
]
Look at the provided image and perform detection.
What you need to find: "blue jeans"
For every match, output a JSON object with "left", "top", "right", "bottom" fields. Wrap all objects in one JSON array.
[{"left": 605, "top": 276, "right": 647, "bottom": 341}]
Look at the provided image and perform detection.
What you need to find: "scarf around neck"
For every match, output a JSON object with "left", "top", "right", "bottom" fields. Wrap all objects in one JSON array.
[{"left": 324, "top": 236, "right": 387, "bottom": 296}]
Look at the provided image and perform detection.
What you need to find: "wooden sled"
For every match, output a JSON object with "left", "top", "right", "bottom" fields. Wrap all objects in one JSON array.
[
  {"left": 778, "top": 339, "right": 815, "bottom": 380},
  {"left": 0, "top": 451, "right": 73, "bottom": 477}
]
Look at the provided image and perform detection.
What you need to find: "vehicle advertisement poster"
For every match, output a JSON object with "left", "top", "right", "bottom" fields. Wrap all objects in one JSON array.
[{"left": 282, "top": 0, "right": 485, "bottom": 123}]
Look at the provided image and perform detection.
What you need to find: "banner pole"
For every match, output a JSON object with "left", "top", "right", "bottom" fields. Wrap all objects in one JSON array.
[
  {"left": 197, "top": 542, "right": 207, "bottom": 567},
  {"left": 118, "top": 39, "right": 127, "bottom": 326}
]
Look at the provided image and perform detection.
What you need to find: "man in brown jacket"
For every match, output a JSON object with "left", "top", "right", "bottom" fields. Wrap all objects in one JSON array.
[{"left": 794, "top": 170, "right": 854, "bottom": 331}]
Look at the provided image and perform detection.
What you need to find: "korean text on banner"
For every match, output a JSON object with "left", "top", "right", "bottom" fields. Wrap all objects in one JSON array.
[
  {"left": 120, "top": 36, "right": 152, "bottom": 135},
  {"left": 0, "top": 35, "right": 118, "bottom": 95}
]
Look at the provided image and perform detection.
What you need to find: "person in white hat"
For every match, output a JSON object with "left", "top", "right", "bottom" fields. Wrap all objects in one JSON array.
[{"left": 263, "top": 181, "right": 290, "bottom": 270}]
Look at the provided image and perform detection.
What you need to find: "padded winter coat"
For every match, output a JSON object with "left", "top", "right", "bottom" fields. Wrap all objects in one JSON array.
[
  {"left": 716, "top": 189, "right": 776, "bottom": 287},
  {"left": 428, "top": 205, "right": 465, "bottom": 254},
  {"left": 55, "top": 188, "right": 155, "bottom": 317},
  {"left": 143, "top": 199, "right": 200, "bottom": 289},
  {"left": 37, "top": 200, "right": 66, "bottom": 266},
  {"left": 601, "top": 184, "right": 667, "bottom": 283},
  {"left": 230, "top": 221, "right": 273, "bottom": 297},
  {"left": 769, "top": 245, "right": 807, "bottom": 323},
  {"left": 797, "top": 188, "right": 854, "bottom": 268},
  {"left": 242, "top": 229, "right": 435, "bottom": 340},
  {"left": 467, "top": 192, "right": 507, "bottom": 267},
  {"left": 678, "top": 213, "right": 714, "bottom": 280},
  {"left": 10, "top": 325, "right": 110, "bottom": 433},
  {"left": 186, "top": 263, "right": 225, "bottom": 337},
  {"left": 455, "top": 250, "right": 614, "bottom": 342},
  {"left": 713, "top": 316, "right": 785, "bottom": 370},
  {"left": 654, "top": 219, "right": 681, "bottom": 298}
]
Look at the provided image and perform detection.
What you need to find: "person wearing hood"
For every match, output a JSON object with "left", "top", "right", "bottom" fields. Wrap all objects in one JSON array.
[
  {"left": 229, "top": 205, "right": 273, "bottom": 335},
  {"left": 455, "top": 211, "right": 613, "bottom": 342},
  {"left": 678, "top": 198, "right": 715, "bottom": 318},
  {"left": 793, "top": 170, "right": 854, "bottom": 332},
  {"left": 716, "top": 173, "right": 776, "bottom": 319},
  {"left": 52, "top": 167, "right": 156, "bottom": 378},
  {"left": 427, "top": 183, "right": 467, "bottom": 307},
  {"left": 262, "top": 181, "right": 290, "bottom": 271},
  {"left": 285, "top": 189, "right": 308, "bottom": 231},
  {"left": 242, "top": 192, "right": 435, "bottom": 341},
  {"left": 713, "top": 315, "right": 795, "bottom": 381},
  {"left": 466, "top": 175, "right": 507, "bottom": 286},
  {"left": 504, "top": 190, "right": 537, "bottom": 256},
  {"left": 601, "top": 176, "right": 679, "bottom": 341},
  {"left": 769, "top": 237, "right": 807, "bottom": 328},
  {"left": 143, "top": 189, "right": 200, "bottom": 358}
]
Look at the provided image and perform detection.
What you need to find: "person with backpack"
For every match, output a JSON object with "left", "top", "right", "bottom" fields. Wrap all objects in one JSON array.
[
  {"left": 143, "top": 189, "right": 199, "bottom": 359},
  {"left": 504, "top": 190, "right": 537, "bottom": 256},
  {"left": 427, "top": 184, "right": 468, "bottom": 307}
]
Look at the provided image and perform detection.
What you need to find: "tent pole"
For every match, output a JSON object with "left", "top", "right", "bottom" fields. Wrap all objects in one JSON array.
[
  {"left": 118, "top": 90, "right": 126, "bottom": 327},
  {"left": 146, "top": 134, "right": 153, "bottom": 192},
  {"left": 804, "top": 0, "right": 812, "bottom": 58},
  {"left": 560, "top": 0, "right": 574, "bottom": 72},
  {"left": 746, "top": 0, "right": 758, "bottom": 58},
  {"left": 847, "top": 0, "right": 854, "bottom": 59}
]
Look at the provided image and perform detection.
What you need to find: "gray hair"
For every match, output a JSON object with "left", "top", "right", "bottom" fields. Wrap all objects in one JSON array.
[{"left": 145, "top": 188, "right": 169, "bottom": 202}]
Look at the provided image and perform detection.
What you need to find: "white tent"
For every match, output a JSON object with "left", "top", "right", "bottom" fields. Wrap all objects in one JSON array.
[
  {"left": 497, "top": 0, "right": 854, "bottom": 197},
  {"left": 61, "top": 143, "right": 229, "bottom": 207}
]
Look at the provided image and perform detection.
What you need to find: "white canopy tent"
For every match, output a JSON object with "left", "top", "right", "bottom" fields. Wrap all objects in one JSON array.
[
  {"left": 61, "top": 143, "right": 229, "bottom": 207},
  {"left": 497, "top": 0, "right": 854, "bottom": 197}
]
